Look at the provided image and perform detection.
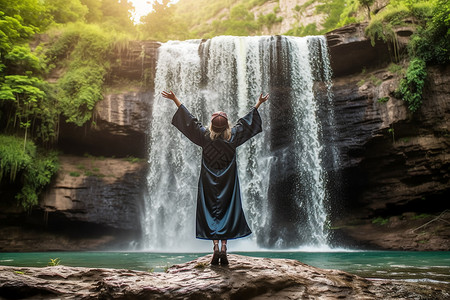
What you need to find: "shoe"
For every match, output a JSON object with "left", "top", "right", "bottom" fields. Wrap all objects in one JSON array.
[
  {"left": 220, "top": 245, "right": 229, "bottom": 266},
  {"left": 211, "top": 243, "right": 220, "bottom": 265}
]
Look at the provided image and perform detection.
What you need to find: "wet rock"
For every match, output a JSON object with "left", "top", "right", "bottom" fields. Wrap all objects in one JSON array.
[
  {"left": 58, "top": 90, "right": 153, "bottom": 158},
  {"left": 326, "top": 23, "right": 392, "bottom": 77},
  {"left": 329, "top": 63, "right": 450, "bottom": 250},
  {"left": 1, "top": 255, "right": 449, "bottom": 299},
  {"left": 0, "top": 155, "right": 147, "bottom": 251}
]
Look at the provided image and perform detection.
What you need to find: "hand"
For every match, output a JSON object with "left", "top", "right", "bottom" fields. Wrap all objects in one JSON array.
[
  {"left": 161, "top": 90, "right": 181, "bottom": 107},
  {"left": 255, "top": 93, "right": 269, "bottom": 109}
]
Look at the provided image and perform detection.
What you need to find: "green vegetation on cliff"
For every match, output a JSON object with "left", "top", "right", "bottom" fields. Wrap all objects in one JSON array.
[
  {"left": 0, "top": 135, "right": 58, "bottom": 209},
  {"left": 45, "top": 23, "right": 127, "bottom": 126},
  {"left": 363, "top": 0, "right": 449, "bottom": 112},
  {"left": 0, "top": 0, "right": 136, "bottom": 208}
]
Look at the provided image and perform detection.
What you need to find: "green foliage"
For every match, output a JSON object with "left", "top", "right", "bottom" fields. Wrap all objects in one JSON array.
[
  {"left": 363, "top": 0, "right": 447, "bottom": 113},
  {"left": 0, "top": 135, "right": 59, "bottom": 209},
  {"left": 293, "top": 0, "right": 315, "bottom": 15},
  {"left": 0, "top": 0, "right": 139, "bottom": 209},
  {"left": 288, "top": 0, "right": 354, "bottom": 36},
  {"left": 45, "top": 0, "right": 88, "bottom": 24},
  {"left": 48, "top": 258, "right": 61, "bottom": 266},
  {"left": 0, "top": 74, "right": 58, "bottom": 143},
  {"left": 336, "top": 0, "right": 361, "bottom": 27},
  {"left": 45, "top": 23, "right": 116, "bottom": 126},
  {"left": 358, "top": 0, "right": 375, "bottom": 19},
  {"left": 377, "top": 97, "right": 389, "bottom": 103},
  {"left": 171, "top": 0, "right": 282, "bottom": 38},
  {"left": 69, "top": 171, "right": 80, "bottom": 177},
  {"left": 316, "top": 0, "right": 347, "bottom": 33},
  {"left": 285, "top": 23, "right": 319, "bottom": 37},
  {"left": 388, "top": 63, "right": 404, "bottom": 75},
  {"left": 412, "top": 213, "right": 432, "bottom": 220},
  {"left": 257, "top": 13, "right": 283, "bottom": 29},
  {"left": 0, "top": 135, "right": 33, "bottom": 182},
  {"left": 194, "top": 262, "right": 209, "bottom": 269},
  {"left": 80, "top": 0, "right": 102, "bottom": 23},
  {"left": 0, "top": 0, "right": 60, "bottom": 143},
  {"left": 372, "top": 216, "right": 389, "bottom": 225},
  {"left": 397, "top": 58, "right": 427, "bottom": 112},
  {"left": 408, "top": 0, "right": 450, "bottom": 65},
  {"left": 365, "top": 4, "right": 410, "bottom": 47},
  {"left": 174, "top": 0, "right": 240, "bottom": 31},
  {"left": 369, "top": 74, "right": 382, "bottom": 86},
  {"left": 4, "top": 45, "right": 42, "bottom": 75},
  {"left": 164, "top": 264, "right": 170, "bottom": 272},
  {"left": 388, "top": 127, "right": 395, "bottom": 142},
  {"left": 139, "top": 0, "right": 189, "bottom": 42},
  {"left": 96, "top": 0, "right": 135, "bottom": 32},
  {"left": 209, "top": 4, "right": 259, "bottom": 37},
  {"left": 58, "top": 66, "right": 105, "bottom": 126},
  {"left": 124, "top": 156, "right": 143, "bottom": 163},
  {"left": 0, "top": 0, "right": 51, "bottom": 32},
  {"left": 365, "top": 0, "right": 437, "bottom": 48}
]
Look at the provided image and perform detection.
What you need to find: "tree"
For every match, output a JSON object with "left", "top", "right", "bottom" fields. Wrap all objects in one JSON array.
[
  {"left": 80, "top": 0, "right": 103, "bottom": 23},
  {"left": 0, "top": 0, "right": 53, "bottom": 141},
  {"left": 0, "top": 0, "right": 51, "bottom": 30},
  {"left": 44, "top": 0, "right": 88, "bottom": 24},
  {"left": 100, "top": 0, "right": 135, "bottom": 31},
  {"left": 139, "top": 0, "right": 188, "bottom": 41},
  {"left": 359, "top": 0, "right": 375, "bottom": 20}
]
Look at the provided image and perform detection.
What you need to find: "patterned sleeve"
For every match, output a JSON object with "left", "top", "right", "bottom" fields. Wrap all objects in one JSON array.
[{"left": 232, "top": 107, "right": 263, "bottom": 147}]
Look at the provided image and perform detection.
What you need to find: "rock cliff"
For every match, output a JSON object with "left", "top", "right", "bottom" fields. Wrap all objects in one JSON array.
[
  {"left": 325, "top": 25, "right": 450, "bottom": 250},
  {"left": 58, "top": 41, "right": 160, "bottom": 158},
  {"left": 1, "top": 255, "right": 449, "bottom": 299},
  {"left": 0, "top": 155, "right": 147, "bottom": 251}
]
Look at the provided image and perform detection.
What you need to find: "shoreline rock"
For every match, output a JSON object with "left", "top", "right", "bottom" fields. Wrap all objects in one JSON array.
[{"left": 1, "top": 255, "right": 449, "bottom": 299}]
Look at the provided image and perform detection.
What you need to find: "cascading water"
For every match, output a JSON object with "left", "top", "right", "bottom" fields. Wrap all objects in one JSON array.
[{"left": 142, "top": 36, "right": 335, "bottom": 252}]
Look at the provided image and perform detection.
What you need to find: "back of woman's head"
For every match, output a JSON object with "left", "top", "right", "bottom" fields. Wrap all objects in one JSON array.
[{"left": 210, "top": 111, "right": 231, "bottom": 140}]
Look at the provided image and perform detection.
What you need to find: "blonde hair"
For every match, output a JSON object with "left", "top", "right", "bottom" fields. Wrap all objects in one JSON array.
[{"left": 209, "top": 123, "right": 231, "bottom": 141}]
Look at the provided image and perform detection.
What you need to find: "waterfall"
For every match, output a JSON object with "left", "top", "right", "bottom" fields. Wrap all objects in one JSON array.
[{"left": 142, "top": 36, "right": 334, "bottom": 252}]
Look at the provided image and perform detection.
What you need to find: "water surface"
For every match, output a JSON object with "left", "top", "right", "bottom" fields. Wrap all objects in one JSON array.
[{"left": 1, "top": 251, "right": 449, "bottom": 283}]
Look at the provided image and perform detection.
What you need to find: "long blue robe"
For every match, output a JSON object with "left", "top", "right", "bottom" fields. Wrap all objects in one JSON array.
[{"left": 172, "top": 104, "right": 262, "bottom": 240}]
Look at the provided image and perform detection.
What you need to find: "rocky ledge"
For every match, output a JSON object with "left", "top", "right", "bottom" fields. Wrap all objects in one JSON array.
[{"left": 1, "top": 255, "right": 449, "bottom": 299}]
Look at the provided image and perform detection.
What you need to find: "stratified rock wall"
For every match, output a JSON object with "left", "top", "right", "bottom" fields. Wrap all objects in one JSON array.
[
  {"left": 42, "top": 155, "right": 146, "bottom": 231},
  {"left": 0, "top": 155, "right": 147, "bottom": 251},
  {"left": 58, "top": 90, "right": 153, "bottom": 158},
  {"left": 325, "top": 25, "right": 449, "bottom": 249}
]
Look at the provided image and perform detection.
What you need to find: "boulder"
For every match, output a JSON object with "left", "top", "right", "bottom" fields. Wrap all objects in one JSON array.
[{"left": 0, "top": 255, "right": 448, "bottom": 299}]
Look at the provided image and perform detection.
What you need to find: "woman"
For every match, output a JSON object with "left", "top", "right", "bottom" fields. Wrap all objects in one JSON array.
[{"left": 162, "top": 90, "right": 269, "bottom": 265}]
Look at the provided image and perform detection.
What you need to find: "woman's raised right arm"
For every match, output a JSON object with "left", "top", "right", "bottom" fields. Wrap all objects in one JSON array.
[
  {"left": 162, "top": 90, "right": 182, "bottom": 107},
  {"left": 254, "top": 93, "right": 269, "bottom": 109},
  {"left": 167, "top": 92, "right": 206, "bottom": 147}
]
